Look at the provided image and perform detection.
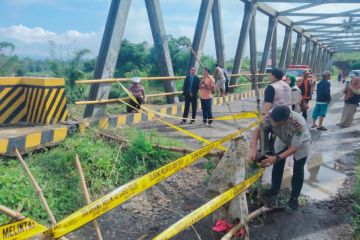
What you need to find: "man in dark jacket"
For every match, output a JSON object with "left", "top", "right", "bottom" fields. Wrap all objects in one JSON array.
[
  {"left": 181, "top": 67, "right": 200, "bottom": 124},
  {"left": 311, "top": 71, "right": 331, "bottom": 131}
]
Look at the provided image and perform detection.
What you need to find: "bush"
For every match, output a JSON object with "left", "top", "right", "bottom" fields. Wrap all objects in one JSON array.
[{"left": 0, "top": 129, "right": 179, "bottom": 225}]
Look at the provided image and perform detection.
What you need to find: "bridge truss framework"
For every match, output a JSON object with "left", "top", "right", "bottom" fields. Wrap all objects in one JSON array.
[{"left": 84, "top": 0, "right": 360, "bottom": 118}]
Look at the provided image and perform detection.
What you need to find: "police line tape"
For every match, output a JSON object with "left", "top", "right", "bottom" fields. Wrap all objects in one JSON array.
[
  {"left": 116, "top": 81, "right": 259, "bottom": 122},
  {"left": 0, "top": 218, "right": 47, "bottom": 240},
  {"left": 111, "top": 82, "right": 227, "bottom": 151},
  {"left": 44, "top": 121, "right": 260, "bottom": 238},
  {"left": 153, "top": 168, "right": 265, "bottom": 240}
]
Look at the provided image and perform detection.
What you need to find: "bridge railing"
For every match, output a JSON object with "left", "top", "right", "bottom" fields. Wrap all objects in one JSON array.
[{"left": 75, "top": 73, "right": 270, "bottom": 106}]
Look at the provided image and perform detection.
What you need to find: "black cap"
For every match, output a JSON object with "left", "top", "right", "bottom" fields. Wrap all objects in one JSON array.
[
  {"left": 271, "top": 105, "right": 291, "bottom": 122},
  {"left": 271, "top": 68, "right": 284, "bottom": 80}
]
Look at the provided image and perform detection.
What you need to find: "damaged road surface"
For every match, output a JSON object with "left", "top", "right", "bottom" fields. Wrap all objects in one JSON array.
[{"left": 69, "top": 82, "right": 358, "bottom": 240}]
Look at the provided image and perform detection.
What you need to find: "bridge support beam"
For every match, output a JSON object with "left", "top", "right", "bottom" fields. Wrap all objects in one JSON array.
[
  {"left": 145, "top": 0, "right": 178, "bottom": 104},
  {"left": 186, "top": 0, "right": 214, "bottom": 74},
  {"left": 249, "top": 12, "right": 258, "bottom": 88},
  {"left": 286, "top": 29, "right": 293, "bottom": 68},
  {"left": 315, "top": 47, "right": 323, "bottom": 74},
  {"left": 292, "top": 33, "right": 302, "bottom": 65},
  {"left": 279, "top": 26, "right": 291, "bottom": 70},
  {"left": 260, "top": 16, "right": 277, "bottom": 75},
  {"left": 212, "top": 0, "right": 225, "bottom": 67},
  {"left": 230, "top": 1, "right": 256, "bottom": 89},
  {"left": 309, "top": 41, "right": 317, "bottom": 70},
  {"left": 303, "top": 38, "right": 311, "bottom": 65},
  {"left": 84, "top": 0, "right": 131, "bottom": 118},
  {"left": 271, "top": 22, "right": 277, "bottom": 69}
]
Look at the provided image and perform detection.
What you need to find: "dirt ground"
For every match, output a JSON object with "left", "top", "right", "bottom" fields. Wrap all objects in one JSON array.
[{"left": 65, "top": 81, "right": 358, "bottom": 240}]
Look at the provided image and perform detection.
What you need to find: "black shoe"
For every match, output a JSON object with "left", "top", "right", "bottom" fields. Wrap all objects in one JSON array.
[
  {"left": 189, "top": 120, "right": 195, "bottom": 124},
  {"left": 180, "top": 121, "right": 186, "bottom": 124},
  {"left": 288, "top": 197, "right": 299, "bottom": 210}
]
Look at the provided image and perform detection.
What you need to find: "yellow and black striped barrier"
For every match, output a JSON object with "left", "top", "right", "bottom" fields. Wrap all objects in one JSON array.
[
  {"left": 0, "top": 127, "right": 68, "bottom": 155},
  {"left": 0, "top": 77, "right": 68, "bottom": 125}
]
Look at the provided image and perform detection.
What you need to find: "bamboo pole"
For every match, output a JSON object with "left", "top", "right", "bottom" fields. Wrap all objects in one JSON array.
[
  {"left": 75, "top": 91, "right": 182, "bottom": 105},
  {"left": 221, "top": 206, "right": 272, "bottom": 240},
  {"left": 0, "top": 205, "right": 25, "bottom": 221},
  {"left": 15, "top": 148, "right": 57, "bottom": 225},
  {"left": 75, "top": 74, "right": 270, "bottom": 85},
  {"left": 75, "top": 155, "right": 104, "bottom": 240}
]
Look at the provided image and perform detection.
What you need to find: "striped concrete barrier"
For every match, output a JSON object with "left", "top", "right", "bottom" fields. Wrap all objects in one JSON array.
[
  {"left": 0, "top": 77, "right": 68, "bottom": 125},
  {"left": 0, "top": 89, "right": 264, "bottom": 156}
]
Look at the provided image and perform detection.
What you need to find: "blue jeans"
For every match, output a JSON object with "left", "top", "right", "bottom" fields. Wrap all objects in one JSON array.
[{"left": 201, "top": 98, "right": 213, "bottom": 123}]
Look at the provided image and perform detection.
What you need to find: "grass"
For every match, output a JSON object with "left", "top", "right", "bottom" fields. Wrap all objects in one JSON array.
[
  {"left": 0, "top": 128, "right": 181, "bottom": 225},
  {"left": 352, "top": 153, "right": 360, "bottom": 239}
]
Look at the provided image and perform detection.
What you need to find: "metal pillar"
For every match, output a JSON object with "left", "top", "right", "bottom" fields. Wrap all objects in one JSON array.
[
  {"left": 303, "top": 38, "right": 311, "bottom": 65},
  {"left": 145, "top": 0, "right": 178, "bottom": 104},
  {"left": 230, "top": 1, "right": 255, "bottom": 87},
  {"left": 279, "top": 27, "right": 291, "bottom": 70},
  {"left": 292, "top": 33, "right": 302, "bottom": 65},
  {"left": 84, "top": 0, "right": 131, "bottom": 118},
  {"left": 321, "top": 49, "right": 327, "bottom": 73},
  {"left": 286, "top": 28, "right": 293, "bottom": 68},
  {"left": 297, "top": 37, "right": 303, "bottom": 65},
  {"left": 212, "top": 0, "right": 225, "bottom": 67},
  {"left": 249, "top": 13, "right": 257, "bottom": 87},
  {"left": 260, "top": 16, "right": 277, "bottom": 74},
  {"left": 271, "top": 22, "right": 277, "bottom": 69},
  {"left": 315, "top": 47, "right": 323, "bottom": 74},
  {"left": 309, "top": 41, "right": 317, "bottom": 69},
  {"left": 186, "top": 0, "right": 214, "bottom": 74}
]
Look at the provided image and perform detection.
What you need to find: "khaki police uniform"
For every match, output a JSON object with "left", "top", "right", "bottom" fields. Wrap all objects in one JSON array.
[{"left": 272, "top": 111, "right": 311, "bottom": 160}]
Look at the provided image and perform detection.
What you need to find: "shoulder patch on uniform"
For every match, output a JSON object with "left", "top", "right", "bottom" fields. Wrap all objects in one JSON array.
[{"left": 290, "top": 118, "right": 304, "bottom": 132}]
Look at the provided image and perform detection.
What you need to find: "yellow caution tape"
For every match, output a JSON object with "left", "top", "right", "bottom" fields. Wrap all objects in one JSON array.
[
  {"left": 46, "top": 121, "right": 259, "bottom": 238},
  {"left": 113, "top": 82, "right": 227, "bottom": 151},
  {"left": 153, "top": 168, "right": 265, "bottom": 240},
  {"left": 0, "top": 218, "right": 48, "bottom": 240},
  {"left": 212, "top": 112, "right": 258, "bottom": 121},
  {"left": 116, "top": 80, "right": 258, "bottom": 122},
  {"left": 154, "top": 117, "right": 227, "bottom": 152}
]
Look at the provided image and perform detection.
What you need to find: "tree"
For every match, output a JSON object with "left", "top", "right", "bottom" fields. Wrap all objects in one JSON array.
[{"left": 0, "top": 41, "right": 15, "bottom": 55}]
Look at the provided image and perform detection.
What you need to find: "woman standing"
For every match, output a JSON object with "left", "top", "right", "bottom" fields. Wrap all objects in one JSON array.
[
  {"left": 199, "top": 67, "right": 216, "bottom": 128},
  {"left": 338, "top": 72, "right": 360, "bottom": 127}
]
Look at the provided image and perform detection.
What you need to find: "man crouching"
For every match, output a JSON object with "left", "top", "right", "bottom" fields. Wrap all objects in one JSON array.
[{"left": 250, "top": 105, "right": 311, "bottom": 210}]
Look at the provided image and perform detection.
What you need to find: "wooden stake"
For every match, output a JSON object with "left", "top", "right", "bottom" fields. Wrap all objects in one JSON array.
[
  {"left": 75, "top": 154, "right": 104, "bottom": 240},
  {"left": 0, "top": 204, "right": 25, "bottom": 221},
  {"left": 221, "top": 206, "right": 272, "bottom": 240},
  {"left": 15, "top": 148, "right": 57, "bottom": 225}
]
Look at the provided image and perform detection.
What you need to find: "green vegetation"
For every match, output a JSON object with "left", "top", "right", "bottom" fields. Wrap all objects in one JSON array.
[
  {"left": 0, "top": 128, "right": 181, "bottom": 225},
  {"left": 333, "top": 52, "right": 360, "bottom": 73},
  {"left": 352, "top": 153, "right": 360, "bottom": 239}
]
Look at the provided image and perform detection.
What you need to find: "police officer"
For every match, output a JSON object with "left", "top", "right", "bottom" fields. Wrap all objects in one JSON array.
[
  {"left": 261, "top": 69, "right": 291, "bottom": 153},
  {"left": 250, "top": 105, "right": 311, "bottom": 210}
]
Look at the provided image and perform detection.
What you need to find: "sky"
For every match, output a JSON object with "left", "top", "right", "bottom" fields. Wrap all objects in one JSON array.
[{"left": 0, "top": 0, "right": 357, "bottom": 60}]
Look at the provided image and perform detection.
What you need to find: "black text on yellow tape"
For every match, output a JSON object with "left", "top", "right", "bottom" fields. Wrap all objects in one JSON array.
[
  {"left": 46, "top": 121, "right": 259, "bottom": 238},
  {"left": 153, "top": 168, "right": 265, "bottom": 240},
  {"left": 0, "top": 218, "right": 48, "bottom": 240}
]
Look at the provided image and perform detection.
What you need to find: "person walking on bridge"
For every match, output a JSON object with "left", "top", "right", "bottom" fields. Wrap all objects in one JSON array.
[
  {"left": 181, "top": 67, "right": 200, "bottom": 124},
  {"left": 250, "top": 105, "right": 311, "bottom": 210},
  {"left": 338, "top": 71, "right": 360, "bottom": 127},
  {"left": 288, "top": 75, "right": 302, "bottom": 113},
  {"left": 311, "top": 71, "right": 331, "bottom": 131},
  {"left": 199, "top": 67, "right": 216, "bottom": 128}
]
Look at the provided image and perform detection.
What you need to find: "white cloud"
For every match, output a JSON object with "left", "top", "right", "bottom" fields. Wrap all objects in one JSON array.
[{"left": 0, "top": 24, "right": 97, "bottom": 44}]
